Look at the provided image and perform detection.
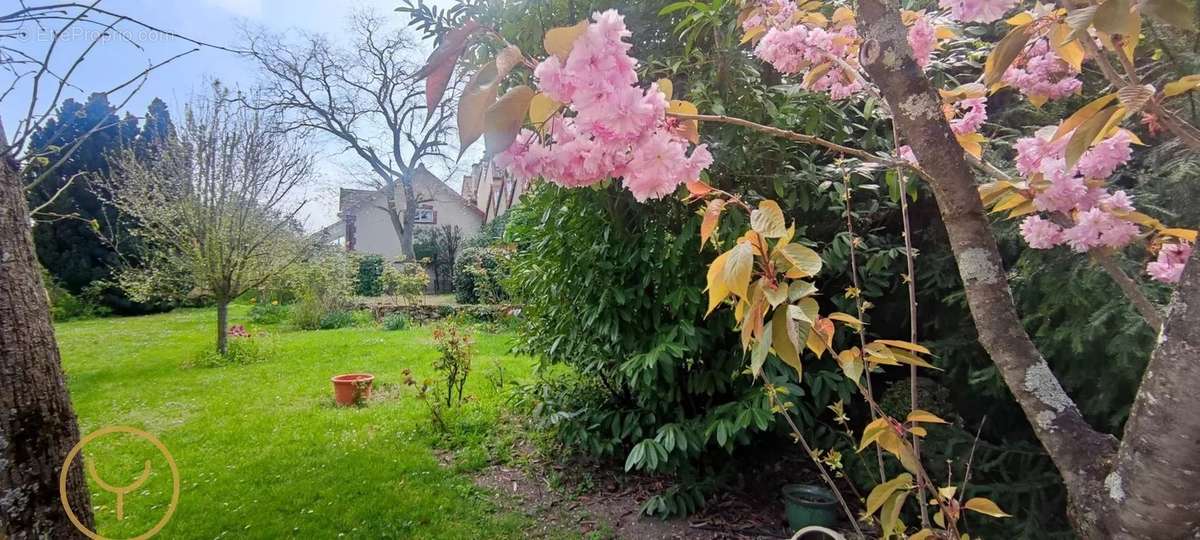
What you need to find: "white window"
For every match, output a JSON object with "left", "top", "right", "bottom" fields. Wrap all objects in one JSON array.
[{"left": 414, "top": 205, "right": 436, "bottom": 224}]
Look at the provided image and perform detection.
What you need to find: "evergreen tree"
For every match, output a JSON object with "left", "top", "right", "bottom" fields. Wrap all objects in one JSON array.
[{"left": 25, "top": 94, "right": 177, "bottom": 314}]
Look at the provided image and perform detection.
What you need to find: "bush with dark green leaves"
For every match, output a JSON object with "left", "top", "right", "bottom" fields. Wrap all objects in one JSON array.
[
  {"left": 452, "top": 246, "right": 512, "bottom": 304},
  {"left": 249, "top": 302, "right": 290, "bottom": 325},
  {"left": 354, "top": 254, "right": 386, "bottom": 297},
  {"left": 506, "top": 184, "right": 836, "bottom": 516}
]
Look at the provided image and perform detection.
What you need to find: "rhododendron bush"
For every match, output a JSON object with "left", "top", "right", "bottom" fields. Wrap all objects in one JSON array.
[{"left": 413, "top": 0, "right": 1200, "bottom": 536}]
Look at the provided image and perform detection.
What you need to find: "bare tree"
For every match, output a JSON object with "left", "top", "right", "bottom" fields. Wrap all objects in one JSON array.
[
  {"left": 243, "top": 10, "right": 457, "bottom": 260},
  {"left": 0, "top": 3, "right": 224, "bottom": 536},
  {"left": 101, "top": 84, "right": 314, "bottom": 355}
]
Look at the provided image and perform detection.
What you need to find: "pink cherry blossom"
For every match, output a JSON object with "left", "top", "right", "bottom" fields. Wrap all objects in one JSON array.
[
  {"left": 1032, "top": 164, "right": 1088, "bottom": 213},
  {"left": 496, "top": 10, "right": 712, "bottom": 201},
  {"left": 908, "top": 14, "right": 936, "bottom": 69},
  {"left": 1061, "top": 208, "right": 1138, "bottom": 252},
  {"left": 949, "top": 97, "right": 987, "bottom": 135},
  {"left": 753, "top": 23, "right": 863, "bottom": 99},
  {"left": 1002, "top": 39, "right": 1082, "bottom": 104},
  {"left": 1078, "top": 130, "right": 1133, "bottom": 179},
  {"left": 939, "top": 0, "right": 1018, "bottom": 23},
  {"left": 1147, "top": 242, "right": 1193, "bottom": 283},
  {"left": 1013, "top": 127, "right": 1067, "bottom": 176},
  {"left": 625, "top": 135, "right": 713, "bottom": 201},
  {"left": 1019, "top": 215, "right": 1064, "bottom": 249},
  {"left": 533, "top": 56, "right": 575, "bottom": 104},
  {"left": 741, "top": 0, "right": 798, "bottom": 31},
  {"left": 1099, "top": 190, "right": 1134, "bottom": 213}
]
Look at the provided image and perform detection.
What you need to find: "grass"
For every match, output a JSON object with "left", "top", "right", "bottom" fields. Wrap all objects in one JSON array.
[{"left": 56, "top": 305, "right": 550, "bottom": 539}]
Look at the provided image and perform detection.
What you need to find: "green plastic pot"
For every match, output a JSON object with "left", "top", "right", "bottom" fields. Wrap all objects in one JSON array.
[{"left": 782, "top": 484, "right": 839, "bottom": 531}]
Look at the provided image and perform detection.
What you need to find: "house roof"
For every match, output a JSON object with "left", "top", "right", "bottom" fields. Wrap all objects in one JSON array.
[{"left": 337, "top": 165, "right": 485, "bottom": 219}]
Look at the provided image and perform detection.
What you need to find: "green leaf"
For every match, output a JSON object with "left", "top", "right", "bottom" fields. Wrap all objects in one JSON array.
[
  {"left": 775, "top": 243, "right": 823, "bottom": 277},
  {"left": 788, "top": 280, "right": 818, "bottom": 301},
  {"left": 771, "top": 307, "right": 802, "bottom": 378},
  {"left": 723, "top": 242, "right": 754, "bottom": 298},
  {"left": 750, "top": 200, "right": 787, "bottom": 238}
]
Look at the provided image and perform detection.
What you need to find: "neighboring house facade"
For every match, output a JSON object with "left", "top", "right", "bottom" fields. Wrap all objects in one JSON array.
[
  {"left": 318, "top": 158, "right": 528, "bottom": 256},
  {"left": 459, "top": 158, "right": 528, "bottom": 225},
  {"left": 317, "top": 165, "right": 485, "bottom": 258}
]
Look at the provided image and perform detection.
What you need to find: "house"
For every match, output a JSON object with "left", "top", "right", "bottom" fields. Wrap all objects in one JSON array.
[
  {"left": 459, "top": 158, "right": 528, "bottom": 224},
  {"left": 317, "top": 158, "right": 528, "bottom": 257},
  {"left": 317, "top": 165, "right": 485, "bottom": 257}
]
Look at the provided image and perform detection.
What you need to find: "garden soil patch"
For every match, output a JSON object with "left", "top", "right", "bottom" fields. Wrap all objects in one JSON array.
[{"left": 458, "top": 442, "right": 817, "bottom": 539}]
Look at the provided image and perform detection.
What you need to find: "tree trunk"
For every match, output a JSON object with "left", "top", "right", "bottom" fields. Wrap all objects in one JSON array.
[
  {"left": 383, "top": 182, "right": 416, "bottom": 260},
  {"left": 854, "top": 1, "right": 1116, "bottom": 533},
  {"left": 0, "top": 147, "right": 93, "bottom": 537},
  {"left": 1104, "top": 246, "right": 1200, "bottom": 538},
  {"left": 400, "top": 177, "right": 418, "bottom": 261},
  {"left": 216, "top": 300, "right": 229, "bottom": 355}
]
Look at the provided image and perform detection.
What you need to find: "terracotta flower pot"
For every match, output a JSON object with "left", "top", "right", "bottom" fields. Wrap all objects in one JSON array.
[{"left": 331, "top": 373, "right": 374, "bottom": 406}]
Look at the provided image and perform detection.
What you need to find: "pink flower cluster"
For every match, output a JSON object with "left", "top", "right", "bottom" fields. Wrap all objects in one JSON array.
[
  {"left": 939, "top": 0, "right": 1017, "bottom": 23},
  {"left": 741, "top": 0, "right": 798, "bottom": 31},
  {"left": 496, "top": 10, "right": 712, "bottom": 202},
  {"left": 1147, "top": 242, "right": 1193, "bottom": 283},
  {"left": 1003, "top": 39, "right": 1082, "bottom": 104},
  {"left": 949, "top": 97, "right": 988, "bottom": 135},
  {"left": 908, "top": 13, "right": 937, "bottom": 69},
  {"left": 753, "top": 21, "right": 864, "bottom": 99},
  {"left": 1013, "top": 126, "right": 1160, "bottom": 273}
]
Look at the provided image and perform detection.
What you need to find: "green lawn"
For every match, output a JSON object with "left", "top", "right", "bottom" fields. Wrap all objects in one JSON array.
[{"left": 56, "top": 306, "right": 547, "bottom": 539}]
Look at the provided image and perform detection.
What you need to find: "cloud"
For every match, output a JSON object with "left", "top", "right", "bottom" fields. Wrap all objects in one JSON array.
[{"left": 204, "top": 0, "right": 264, "bottom": 18}]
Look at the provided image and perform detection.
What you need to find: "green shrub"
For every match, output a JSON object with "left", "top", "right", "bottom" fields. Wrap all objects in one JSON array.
[
  {"left": 316, "top": 309, "right": 373, "bottom": 330},
  {"left": 453, "top": 246, "right": 513, "bottom": 304},
  {"left": 289, "top": 300, "right": 325, "bottom": 331},
  {"left": 506, "top": 185, "right": 807, "bottom": 511},
  {"left": 382, "top": 312, "right": 410, "bottom": 331},
  {"left": 318, "top": 310, "right": 356, "bottom": 329},
  {"left": 351, "top": 309, "right": 375, "bottom": 327},
  {"left": 44, "top": 270, "right": 110, "bottom": 321},
  {"left": 355, "top": 254, "right": 385, "bottom": 296},
  {"left": 289, "top": 252, "right": 358, "bottom": 330},
  {"left": 249, "top": 302, "right": 290, "bottom": 325},
  {"left": 381, "top": 262, "right": 429, "bottom": 304},
  {"left": 189, "top": 327, "right": 276, "bottom": 367}
]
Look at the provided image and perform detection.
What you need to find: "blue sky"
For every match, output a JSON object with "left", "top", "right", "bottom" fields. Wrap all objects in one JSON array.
[{"left": 4, "top": 0, "right": 467, "bottom": 230}]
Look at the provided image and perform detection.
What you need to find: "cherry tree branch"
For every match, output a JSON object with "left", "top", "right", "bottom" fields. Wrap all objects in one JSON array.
[{"left": 853, "top": 2, "right": 1118, "bottom": 532}]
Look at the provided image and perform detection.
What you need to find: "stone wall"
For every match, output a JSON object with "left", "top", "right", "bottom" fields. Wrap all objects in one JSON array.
[{"left": 355, "top": 301, "right": 518, "bottom": 324}]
